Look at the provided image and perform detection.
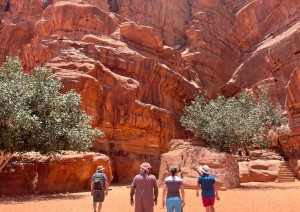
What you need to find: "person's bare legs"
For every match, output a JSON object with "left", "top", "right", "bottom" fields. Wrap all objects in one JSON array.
[
  {"left": 211, "top": 206, "right": 215, "bottom": 212},
  {"left": 93, "top": 202, "right": 97, "bottom": 212},
  {"left": 97, "top": 202, "right": 103, "bottom": 212},
  {"left": 205, "top": 206, "right": 215, "bottom": 212}
]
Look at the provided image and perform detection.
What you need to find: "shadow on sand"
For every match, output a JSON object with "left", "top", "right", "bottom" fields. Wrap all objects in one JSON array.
[
  {"left": 0, "top": 193, "right": 88, "bottom": 205},
  {"left": 238, "top": 183, "right": 300, "bottom": 191}
]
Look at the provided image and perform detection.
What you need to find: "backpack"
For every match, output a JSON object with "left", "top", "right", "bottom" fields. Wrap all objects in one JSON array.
[{"left": 93, "top": 173, "right": 105, "bottom": 190}]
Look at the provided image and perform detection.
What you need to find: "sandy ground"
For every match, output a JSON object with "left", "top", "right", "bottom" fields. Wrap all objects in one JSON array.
[{"left": 1, "top": 181, "right": 300, "bottom": 212}]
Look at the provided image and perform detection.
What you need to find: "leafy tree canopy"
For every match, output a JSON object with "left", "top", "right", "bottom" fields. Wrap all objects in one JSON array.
[
  {"left": 0, "top": 57, "right": 103, "bottom": 161},
  {"left": 180, "top": 89, "right": 287, "bottom": 151}
]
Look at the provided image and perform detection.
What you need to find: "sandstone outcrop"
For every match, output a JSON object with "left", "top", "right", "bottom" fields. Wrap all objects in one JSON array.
[
  {"left": 0, "top": 152, "right": 112, "bottom": 195},
  {"left": 289, "top": 159, "right": 300, "bottom": 179},
  {"left": 120, "top": 22, "right": 164, "bottom": 51},
  {"left": 239, "top": 157, "right": 281, "bottom": 183},
  {"left": 17, "top": 0, "right": 199, "bottom": 182},
  {"left": 285, "top": 67, "right": 300, "bottom": 159},
  {"left": 158, "top": 139, "right": 240, "bottom": 189},
  {"left": 221, "top": 0, "right": 300, "bottom": 105},
  {"left": 239, "top": 160, "right": 280, "bottom": 183},
  {"left": 238, "top": 149, "right": 284, "bottom": 182}
]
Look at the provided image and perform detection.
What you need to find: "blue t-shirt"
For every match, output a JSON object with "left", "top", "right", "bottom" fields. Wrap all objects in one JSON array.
[{"left": 197, "top": 173, "right": 216, "bottom": 198}]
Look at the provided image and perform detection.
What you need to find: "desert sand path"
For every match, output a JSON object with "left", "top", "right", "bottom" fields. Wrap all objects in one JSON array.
[{"left": 1, "top": 181, "right": 300, "bottom": 212}]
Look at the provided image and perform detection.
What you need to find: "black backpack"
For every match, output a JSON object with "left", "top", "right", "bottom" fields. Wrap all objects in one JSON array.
[{"left": 93, "top": 173, "right": 105, "bottom": 190}]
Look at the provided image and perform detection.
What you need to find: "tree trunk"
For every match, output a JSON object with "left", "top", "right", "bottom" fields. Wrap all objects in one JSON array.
[{"left": 0, "top": 150, "right": 14, "bottom": 172}]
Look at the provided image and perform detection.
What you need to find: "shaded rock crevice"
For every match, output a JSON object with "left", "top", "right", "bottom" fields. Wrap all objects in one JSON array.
[{"left": 108, "top": 0, "right": 119, "bottom": 13}]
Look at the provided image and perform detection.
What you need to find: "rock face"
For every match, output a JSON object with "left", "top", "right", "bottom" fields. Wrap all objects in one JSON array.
[
  {"left": 289, "top": 159, "right": 300, "bottom": 179},
  {"left": 239, "top": 149, "right": 283, "bottom": 183},
  {"left": 120, "top": 22, "right": 164, "bottom": 50},
  {"left": 239, "top": 160, "right": 280, "bottom": 183},
  {"left": 17, "top": 0, "right": 199, "bottom": 183},
  {"left": 221, "top": 0, "right": 300, "bottom": 105},
  {"left": 0, "top": 152, "right": 112, "bottom": 195},
  {"left": 158, "top": 139, "right": 240, "bottom": 189},
  {"left": 0, "top": 0, "right": 299, "bottom": 183},
  {"left": 286, "top": 67, "right": 300, "bottom": 159}
]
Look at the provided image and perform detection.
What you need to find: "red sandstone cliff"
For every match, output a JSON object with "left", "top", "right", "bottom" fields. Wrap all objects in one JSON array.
[{"left": 0, "top": 0, "right": 299, "bottom": 183}]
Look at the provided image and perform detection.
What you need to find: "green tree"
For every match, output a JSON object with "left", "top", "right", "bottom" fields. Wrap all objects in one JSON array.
[
  {"left": 0, "top": 57, "right": 104, "bottom": 172},
  {"left": 180, "top": 89, "right": 287, "bottom": 151}
]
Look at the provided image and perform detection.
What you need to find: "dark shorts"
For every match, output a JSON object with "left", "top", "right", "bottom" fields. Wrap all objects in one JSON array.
[
  {"left": 202, "top": 197, "right": 215, "bottom": 207},
  {"left": 93, "top": 190, "right": 105, "bottom": 202}
]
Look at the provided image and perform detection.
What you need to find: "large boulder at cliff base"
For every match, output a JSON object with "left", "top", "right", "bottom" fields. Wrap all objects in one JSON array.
[{"left": 158, "top": 139, "right": 240, "bottom": 189}]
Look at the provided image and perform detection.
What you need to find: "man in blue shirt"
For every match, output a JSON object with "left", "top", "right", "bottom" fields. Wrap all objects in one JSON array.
[{"left": 196, "top": 165, "right": 220, "bottom": 212}]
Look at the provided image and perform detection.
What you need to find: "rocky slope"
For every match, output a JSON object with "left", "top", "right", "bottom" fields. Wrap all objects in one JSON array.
[{"left": 0, "top": 0, "right": 299, "bottom": 182}]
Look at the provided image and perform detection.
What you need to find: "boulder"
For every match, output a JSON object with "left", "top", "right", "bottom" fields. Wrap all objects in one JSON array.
[
  {"left": 239, "top": 160, "right": 280, "bottom": 183},
  {"left": 158, "top": 139, "right": 240, "bottom": 189},
  {"left": 0, "top": 152, "right": 112, "bottom": 195}
]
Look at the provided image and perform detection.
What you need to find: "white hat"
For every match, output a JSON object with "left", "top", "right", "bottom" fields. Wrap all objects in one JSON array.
[
  {"left": 97, "top": 165, "right": 105, "bottom": 171},
  {"left": 140, "top": 162, "right": 152, "bottom": 172},
  {"left": 199, "top": 165, "right": 210, "bottom": 174}
]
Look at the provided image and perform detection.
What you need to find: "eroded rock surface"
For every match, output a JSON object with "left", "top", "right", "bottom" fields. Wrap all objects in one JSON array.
[
  {"left": 221, "top": 0, "right": 300, "bottom": 105},
  {"left": 158, "top": 139, "right": 240, "bottom": 189},
  {"left": 239, "top": 160, "right": 281, "bottom": 183},
  {"left": 290, "top": 159, "right": 300, "bottom": 179},
  {"left": 285, "top": 67, "right": 300, "bottom": 159},
  {"left": 0, "top": 152, "right": 112, "bottom": 195}
]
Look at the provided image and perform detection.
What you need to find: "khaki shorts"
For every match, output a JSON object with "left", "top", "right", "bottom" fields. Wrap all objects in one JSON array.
[{"left": 93, "top": 190, "right": 105, "bottom": 202}]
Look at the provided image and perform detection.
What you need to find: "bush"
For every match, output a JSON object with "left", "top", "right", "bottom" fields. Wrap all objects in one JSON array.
[
  {"left": 180, "top": 89, "right": 287, "bottom": 151},
  {"left": 0, "top": 57, "right": 103, "bottom": 171}
]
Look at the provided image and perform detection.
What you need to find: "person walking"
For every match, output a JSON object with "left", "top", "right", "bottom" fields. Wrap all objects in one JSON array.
[
  {"left": 162, "top": 167, "right": 185, "bottom": 212},
  {"left": 196, "top": 165, "right": 220, "bottom": 212},
  {"left": 244, "top": 147, "right": 250, "bottom": 161},
  {"left": 91, "top": 165, "right": 108, "bottom": 212},
  {"left": 130, "top": 162, "right": 159, "bottom": 212}
]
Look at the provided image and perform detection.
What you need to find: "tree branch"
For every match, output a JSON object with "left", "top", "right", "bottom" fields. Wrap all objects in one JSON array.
[
  {"left": 0, "top": 151, "right": 14, "bottom": 172},
  {"left": 0, "top": 151, "right": 4, "bottom": 167}
]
